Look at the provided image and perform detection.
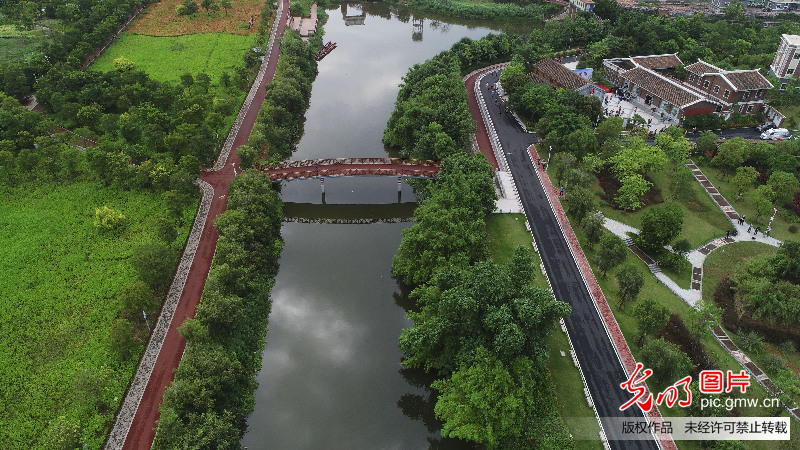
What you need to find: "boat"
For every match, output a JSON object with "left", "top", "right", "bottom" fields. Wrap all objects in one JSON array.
[{"left": 314, "top": 41, "right": 337, "bottom": 61}]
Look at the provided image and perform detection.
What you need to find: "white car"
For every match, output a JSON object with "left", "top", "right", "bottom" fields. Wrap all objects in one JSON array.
[{"left": 760, "top": 128, "right": 791, "bottom": 140}]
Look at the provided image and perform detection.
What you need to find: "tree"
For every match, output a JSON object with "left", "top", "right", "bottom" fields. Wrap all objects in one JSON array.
[
  {"left": 596, "top": 233, "right": 627, "bottom": 277},
  {"left": 712, "top": 137, "right": 750, "bottom": 176},
  {"left": 616, "top": 264, "right": 644, "bottom": 310},
  {"left": 508, "top": 245, "right": 536, "bottom": 291},
  {"left": 551, "top": 152, "right": 577, "bottom": 187},
  {"left": 110, "top": 318, "right": 138, "bottom": 360},
  {"left": 94, "top": 206, "right": 125, "bottom": 231},
  {"left": 767, "top": 171, "right": 799, "bottom": 206},
  {"left": 237, "top": 144, "right": 259, "bottom": 169},
  {"left": 220, "top": 0, "right": 232, "bottom": 16},
  {"left": 399, "top": 261, "right": 570, "bottom": 375},
  {"left": 565, "top": 186, "right": 596, "bottom": 222},
  {"left": 655, "top": 128, "right": 692, "bottom": 174},
  {"left": 638, "top": 202, "right": 683, "bottom": 254},
  {"left": 131, "top": 242, "right": 178, "bottom": 293},
  {"left": 154, "top": 216, "right": 178, "bottom": 245},
  {"left": 635, "top": 297, "right": 669, "bottom": 346},
  {"left": 201, "top": 0, "right": 217, "bottom": 14},
  {"left": 181, "top": 0, "right": 199, "bottom": 15},
  {"left": 753, "top": 185, "right": 774, "bottom": 220},
  {"left": 498, "top": 62, "right": 531, "bottom": 97},
  {"left": 640, "top": 338, "right": 694, "bottom": 387},
  {"left": 695, "top": 131, "right": 718, "bottom": 155},
  {"left": 772, "top": 241, "right": 800, "bottom": 285},
  {"left": 581, "top": 213, "right": 605, "bottom": 249},
  {"left": 432, "top": 349, "right": 565, "bottom": 449},
  {"left": 731, "top": 166, "right": 758, "bottom": 200},
  {"left": 596, "top": 116, "right": 623, "bottom": 145},
  {"left": 120, "top": 281, "right": 156, "bottom": 313},
  {"left": 615, "top": 173, "right": 651, "bottom": 211}
]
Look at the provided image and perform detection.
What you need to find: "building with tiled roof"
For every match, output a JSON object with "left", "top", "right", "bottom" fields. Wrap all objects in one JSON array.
[
  {"left": 603, "top": 55, "right": 772, "bottom": 120},
  {"left": 531, "top": 59, "right": 590, "bottom": 91},
  {"left": 683, "top": 59, "right": 772, "bottom": 115}
]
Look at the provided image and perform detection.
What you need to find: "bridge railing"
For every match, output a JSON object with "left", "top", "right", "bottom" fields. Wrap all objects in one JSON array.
[{"left": 262, "top": 158, "right": 440, "bottom": 170}]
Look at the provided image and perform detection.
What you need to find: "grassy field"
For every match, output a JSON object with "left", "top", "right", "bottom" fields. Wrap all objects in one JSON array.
[
  {"left": 595, "top": 168, "right": 730, "bottom": 250},
  {"left": 0, "top": 181, "right": 196, "bottom": 448},
  {"left": 701, "top": 241, "right": 778, "bottom": 304},
  {"left": 89, "top": 32, "right": 256, "bottom": 85},
  {"left": 126, "top": 0, "right": 264, "bottom": 36},
  {"left": 486, "top": 212, "right": 602, "bottom": 448},
  {"left": 0, "top": 24, "right": 51, "bottom": 61}
]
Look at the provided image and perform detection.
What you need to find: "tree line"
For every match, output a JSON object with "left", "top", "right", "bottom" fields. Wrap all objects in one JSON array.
[
  {"left": 386, "top": 37, "right": 573, "bottom": 448},
  {"left": 154, "top": 170, "right": 283, "bottom": 448},
  {"left": 238, "top": 30, "right": 319, "bottom": 167}
]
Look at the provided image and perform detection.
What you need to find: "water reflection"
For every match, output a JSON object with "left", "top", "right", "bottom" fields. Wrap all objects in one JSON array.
[{"left": 243, "top": 4, "right": 514, "bottom": 449}]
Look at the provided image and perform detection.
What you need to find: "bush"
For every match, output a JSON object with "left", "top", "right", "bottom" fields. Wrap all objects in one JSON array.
[
  {"left": 175, "top": 4, "right": 188, "bottom": 15},
  {"left": 790, "top": 224, "right": 798, "bottom": 234},
  {"left": 94, "top": 205, "right": 125, "bottom": 231},
  {"left": 760, "top": 353, "right": 786, "bottom": 374},
  {"left": 661, "top": 251, "right": 689, "bottom": 273},
  {"left": 735, "top": 330, "right": 764, "bottom": 355},
  {"left": 779, "top": 339, "right": 797, "bottom": 353}
]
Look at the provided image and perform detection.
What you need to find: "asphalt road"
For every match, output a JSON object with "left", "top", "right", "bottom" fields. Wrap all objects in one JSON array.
[{"left": 481, "top": 72, "right": 659, "bottom": 449}]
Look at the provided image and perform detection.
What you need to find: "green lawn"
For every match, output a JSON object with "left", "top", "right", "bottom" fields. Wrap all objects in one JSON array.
[
  {"left": 89, "top": 32, "right": 256, "bottom": 85},
  {"left": 595, "top": 168, "right": 730, "bottom": 250},
  {"left": 486, "top": 212, "right": 601, "bottom": 448},
  {"left": 694, "top": 159, "right": 800, "bottom": 243},
  {"left": 486, "top": 212, "right": 549, "bottom": 291},
  {"left": 0, "top": 181, "right": 196, "bottom": 448},
  {"left": 701, "top": 241, "right": 777, "bottom": 304}
]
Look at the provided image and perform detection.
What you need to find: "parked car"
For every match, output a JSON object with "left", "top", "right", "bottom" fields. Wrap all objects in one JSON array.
[
  {"left": 761, "top": 128, "right": 791, "bottom": 140},
  {"left": 756, "top": 122, "right": 776, "bottom": 132}
]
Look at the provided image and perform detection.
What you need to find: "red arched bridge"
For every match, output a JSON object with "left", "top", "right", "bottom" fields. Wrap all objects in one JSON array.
[{"left": 260, "top": 158, "right": 441, "bottom": 181}]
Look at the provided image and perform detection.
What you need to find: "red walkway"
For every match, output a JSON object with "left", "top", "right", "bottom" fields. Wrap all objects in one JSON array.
[
  {"left": 262, "top": 158, "right": 440, "bottom": 180},
  {"left": 119, "top": 1, "right": 290, "bottom": 448}
]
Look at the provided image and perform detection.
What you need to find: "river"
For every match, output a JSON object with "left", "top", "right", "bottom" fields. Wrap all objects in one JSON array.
[{"left": 241, "top": 4, "right": 530, "bottom": 448}]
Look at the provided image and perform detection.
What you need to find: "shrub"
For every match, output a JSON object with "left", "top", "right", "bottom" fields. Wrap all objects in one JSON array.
[
  {"left": 790, "top": 224, "right": 798, "bottom": 234},
  {"left": 760, "top": 353, "right": 786, "bottom": 374},
  {"left": 661, "top": 251, "right": 689, "bottom": 273},
  {"left": 94, "top": 205, "right": 125, "bottom": 231},
  {"left": 175, "top": 4, "right": 188, "bottom": 15},
  {"left": 735, "top": 330, "right": 764, "bottom": 355},
  {"left": 779, "top": 339, "right": 797, "bottom": 354}
]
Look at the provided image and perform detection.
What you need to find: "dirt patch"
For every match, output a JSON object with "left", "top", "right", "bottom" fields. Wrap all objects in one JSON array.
[
  {"left": 657, "top": 313, "right": 716, "bottom": 376},
  {"left": 595, "top": 168, "right": 662, "bottom": 209},
  {"left": 127, "top": 0, "right": 264, "bottom": 36}
]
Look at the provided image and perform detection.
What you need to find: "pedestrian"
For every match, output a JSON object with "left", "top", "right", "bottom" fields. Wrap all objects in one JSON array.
[
  {"left": 648, "top": 118, "right": 652, "bottom": 125},
  {"left": 560, "top": 186, "right": 564, "bottom": 196},
  {"left": 249, "top": 15, "right": 254, "bottom": 29},
  {"left": 755, "top": 226, "right": 760, "bottom": 235},
  {"left": 742, "top": 215, "right": 745, "bottom": 224},
  {"left": 747, "top": 225, "right": 752, "bottom": 233},
  {"left": 766, "top": 226, "right": 771, "bottom": 236},
  {"left": 726, "top": 230, "right": 730, "bottom": 239}
]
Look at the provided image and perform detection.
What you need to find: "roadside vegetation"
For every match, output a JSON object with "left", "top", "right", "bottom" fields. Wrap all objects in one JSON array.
[
  {"left": 154, "top": 170, "right": 283, "bottom": 447},
  {"left": 385, "top": 36, "right": 574, "bottom": 449}
]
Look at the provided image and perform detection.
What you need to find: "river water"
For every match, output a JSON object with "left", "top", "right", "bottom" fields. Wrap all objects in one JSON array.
[{"left": 242, "top": 5, "right": 528, "bottom": 448}]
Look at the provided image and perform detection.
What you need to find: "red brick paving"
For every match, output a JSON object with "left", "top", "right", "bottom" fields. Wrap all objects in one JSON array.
[{"left": 120, "top": 1, "right": 290, "bottom": 448}]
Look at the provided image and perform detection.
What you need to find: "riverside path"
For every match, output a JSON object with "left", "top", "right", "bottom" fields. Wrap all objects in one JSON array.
[
  {"left": 471, "top": 69, "right": 667, "bottom": 449},
  {"left": 105, "top": 1, "right": 291, "bottom": 448}
]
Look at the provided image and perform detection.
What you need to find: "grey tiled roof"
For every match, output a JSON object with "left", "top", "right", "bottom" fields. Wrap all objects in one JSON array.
[
  {"left": 532, "top": 59, "right": 589, "bottom": 90},
  {"left": 631, "top": 54, "right": 683, "bottom": 70},
  {"left": 620, "top": 67, "right": 704, "bottom": 107}
]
